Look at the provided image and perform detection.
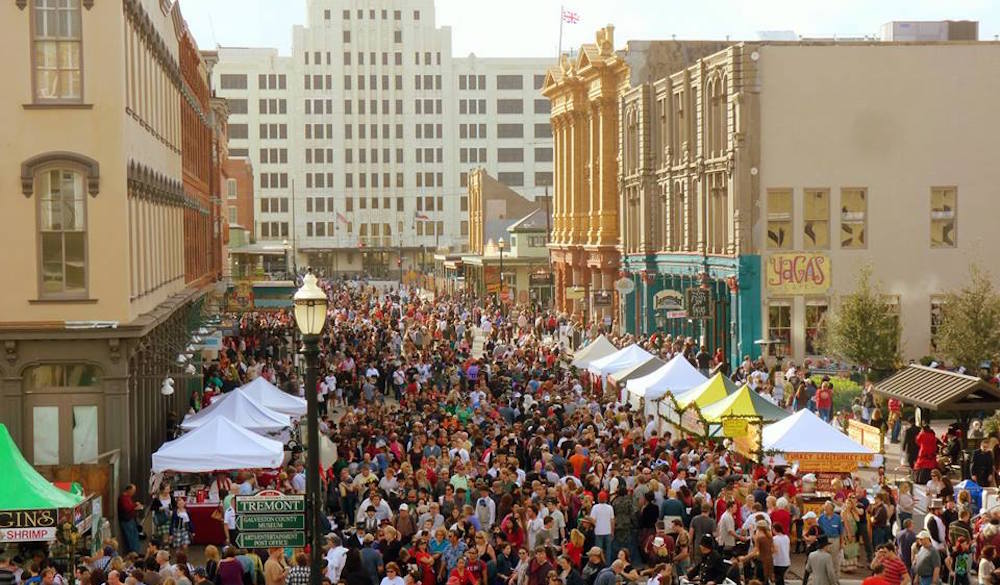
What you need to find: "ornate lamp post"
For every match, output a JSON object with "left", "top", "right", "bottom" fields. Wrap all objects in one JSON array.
[{"left": 293, "top": 269, "right": 328, "bottom": 585}]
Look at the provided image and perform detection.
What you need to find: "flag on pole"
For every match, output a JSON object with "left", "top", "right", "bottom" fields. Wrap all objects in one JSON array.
[
  {"left": 414, "top": 210, "right": 430, "bottom": 221},
  {"left": 336, "top": 211, "right": 349, "bottom": 225},
  {"left": 561, "top": 8, "right": 579, "bottom": 23}
]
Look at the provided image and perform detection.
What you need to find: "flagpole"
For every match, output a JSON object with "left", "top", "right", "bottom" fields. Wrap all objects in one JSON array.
[{"left": 558, "top": 4, "right": 564, "bottom": 61}]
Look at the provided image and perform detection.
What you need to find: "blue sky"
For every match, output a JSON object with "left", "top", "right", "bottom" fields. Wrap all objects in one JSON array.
[{"left": 179, "top": 0, "right": 999, "bottom": 57}]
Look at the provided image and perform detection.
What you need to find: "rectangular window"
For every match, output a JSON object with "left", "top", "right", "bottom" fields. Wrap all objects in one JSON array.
[
  {"left": 497, "top": 172, "right": 524, "bottom": 187},
  {"left": 766, "top": 189, "right": 792, "bottom": 250},
  {"left": 229, "top": 124, "right": 248, "bottom": 139},
  {"left": 72, "top": 405, "right": 98, "bottom": 464},
  {"left": 343, "top": 30, "right": 351, "bottom": 43},
  {"left": 497, "top": 99, "right": 524, "bottom": 114},
  {"left": 497, "top": 148, "right": 523, "bottom": 163},
  {"left": 394, "top": 30, "right": 402, "bottom": 43},
  {"left": 534, "top": 123, "right": 552, "bottom": 138},
  {"left": 38, "top": 169, "right": 86, "bottom": 296},
  {"left": 496, "top": 74, "right": 523, "bottom": 90},
  {"left": 534, "top": 147, "right": 553, "bottom": 162},
  {"left": 804, "top": 301, "right": 828, "bottom": 355},
  {"left": 803, "top": 189, "right": 829, "bottom": 249},
  {"left": 534, "top": 74, "right": 546, "bottom": 89},
  {"left": 460, "top": 196, "right": 468, "bottom": 212},
  {"left": 768, "top": 301, "right": 792, "bottom": 357},
  {"left": 930, "top": 296, "right": 946, "bottom": 353},
  {"left": 930, "top": 187, "right": 957, "bottom": 248},
  {"left": 33, "top": 406, "right": 59, "bottom": 464},
  {"left": 220, "top": 74, "right": 247, "bottom": 90},
  {"left": 228, "top": 98, "right": 248, "bottom": 114},
  {"left": 534, "top": 99, "right": 551, "bottom": 114},
  {"left": 535, "top": 172, "right": 553, "bottom": 186},
  {"left": 497, "top": 124, "right": 524, "bottom": 139},
  {"left": 840, "top": 188, "right": 867, "bottom": 248}
]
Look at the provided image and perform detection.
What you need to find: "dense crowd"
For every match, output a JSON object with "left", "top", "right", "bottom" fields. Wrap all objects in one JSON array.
[{"left": 7, "top": 277, "right": 1000, "bottom": 585}]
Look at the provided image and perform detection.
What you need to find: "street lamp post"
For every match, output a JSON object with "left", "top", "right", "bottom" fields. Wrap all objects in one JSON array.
[
  {"left": 293, "top": 269, "right": 328, "bottom": 585},
  {"left": 497, "top": 238, "right": 505, "bottom": 308}
]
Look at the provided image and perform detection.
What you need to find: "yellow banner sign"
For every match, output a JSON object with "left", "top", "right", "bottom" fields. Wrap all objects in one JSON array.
[
  {"left": 847, "top": 419, "right": 885, "bottom": 454},
  {"left": 783, "top": 451, "right": 874, "bottom": 473},
  {"left": 765, "top": 253, "right": 831, "bottom": 294},
  {"left": 732, "top": 419, "right": 762, "bottom": 459},
  {"left": 723, "top": 418, "right": 749, "bottom": 437}
]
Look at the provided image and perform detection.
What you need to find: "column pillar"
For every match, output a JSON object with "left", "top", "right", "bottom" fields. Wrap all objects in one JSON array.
[
  {"left": 587, "top": 104, "right": 600, "bottom": 246},
  {"left": 597, "top": 99, "right": 619, "bottom": 245},
  {"left": 572, "top": 264, "right": 584, "bottom": 318},
  {"left": 552, "top": 118, "right": 564, "bottom": 244}
]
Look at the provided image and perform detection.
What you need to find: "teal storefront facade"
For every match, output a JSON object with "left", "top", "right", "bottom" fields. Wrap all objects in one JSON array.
[{"left": 621, "top": 253, "right": 762, "bottom": 367}]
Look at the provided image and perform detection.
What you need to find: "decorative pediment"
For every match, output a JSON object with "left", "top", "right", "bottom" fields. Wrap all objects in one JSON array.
[{"left": 21, "top": 151, "right": 100, "bottom": 198}]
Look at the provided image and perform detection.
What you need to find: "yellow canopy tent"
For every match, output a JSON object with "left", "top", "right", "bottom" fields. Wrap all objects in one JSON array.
[
  {"left": 699, "top": 385, "right": 791, "bottom": 423},
  {"left": 674, "top": 372, "right": 741, "bottom": 410}
]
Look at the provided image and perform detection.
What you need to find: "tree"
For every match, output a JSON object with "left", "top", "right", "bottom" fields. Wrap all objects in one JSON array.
[
  {"left": 936, "top": 264, "right": 1000, "bottom": 372},
  {"left": 820, "top": 265, "right": 900, "bottom": 372}
]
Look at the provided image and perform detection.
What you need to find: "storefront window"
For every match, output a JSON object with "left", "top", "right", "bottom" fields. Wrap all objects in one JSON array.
[
  {"left": 805, "top": 302, "right": 828, "bottom": 355},
  {"left": 24, "top": 363, "right": 101, "bottom": 389},
  {"left": 72, "top": 405, "right": 98, "bottom": 463},
  {"left": 33, "top": 406, "right": 59, "bottom": 465},
  {"left": 768, "top": 302, "right": 792, "bottom": 357}
]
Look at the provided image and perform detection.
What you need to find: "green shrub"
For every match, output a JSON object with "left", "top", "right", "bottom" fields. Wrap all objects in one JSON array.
[{"left": 810, "top": 375, "right": 863, "bottom": 413}]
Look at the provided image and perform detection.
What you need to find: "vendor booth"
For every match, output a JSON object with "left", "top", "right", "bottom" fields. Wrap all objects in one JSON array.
[
  {"left": 181, "top": 389, "right": 292, "bottom": 434},
  {"left": 673, "top": 373, "right": 741, "bottom": 410},
  {"left": 0, "top": 423, "right": 85, "bottom": 546},
  {"left": 699, "top": 385, "right": 791, "bottom": 425},
  {"left": 588, "top": 344, "right": 654, "bottom": 381},
  {"left": 627, "top": 354, "right": 706, "bottom": 419},
  {"left": 570, "top": 335, "right": 617, "bottom": 369},
  {"left": 239, "top": 377, "right": 308, "bottom": 417},
  {"left": 760, "top": 409, "right": 877, "bottom": 512},
  {"left": 608, "top": 356, "right": 665, "bottom": 389},
  {"left": 152, "top": 417, "right": 286, "bottom": 545}
]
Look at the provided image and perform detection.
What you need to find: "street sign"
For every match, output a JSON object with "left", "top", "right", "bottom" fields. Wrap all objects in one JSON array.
[
  {"left": 666, "top": 310, "right": 688, "bottom": 319},
  {"left": 236, "top": 514, "right": 305, "bottom": 532},
  {"left": 565, "top": 286, "right": 586, "bottom": 300},
  {"left": 592, "top": 290, "right": 613, "bottom": 308},
  {"left": 235, "top": 531, "right": 306, "bottom": 549},
  {"left": 614, "top": 278, "right": 635, "bottom": 295},
  {"left": 686, "top": 288, "right": 713, "bottom": 320},
  {"left": 235, "top": 494, "right": 305, "bottom": 514}
]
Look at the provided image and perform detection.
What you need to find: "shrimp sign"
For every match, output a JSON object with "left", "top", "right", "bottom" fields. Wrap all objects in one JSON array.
[{"left": 765, "top": 253, "right": 831, "bottom": 294}]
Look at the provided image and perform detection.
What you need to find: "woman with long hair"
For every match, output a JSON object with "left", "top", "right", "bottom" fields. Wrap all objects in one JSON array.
[{"left": 562, "top": 530, "right": 585, "bottom": 569}]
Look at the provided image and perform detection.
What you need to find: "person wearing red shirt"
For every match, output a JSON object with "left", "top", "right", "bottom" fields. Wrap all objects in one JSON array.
[
  {"left": 769, "top": 500, "right": 792, "bottom": 535},
  {"left": 815, "top": 382, "right": 833, "bottom": 422},
  {"left": 872, "top": 545, "right": 910, "bottom": 585},
  {"left": 914, "top": 424, "right": 940, "bottom": 483},
  {"left": 887, "top": 398, "right": 903, "bottom": 443},
  {"left": 862, "top": 560, "right": 896, "bottom": 585}
]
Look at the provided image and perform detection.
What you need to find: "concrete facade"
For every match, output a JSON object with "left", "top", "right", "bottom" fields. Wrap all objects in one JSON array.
[{"left": 211, "top": 0, "right": 554, "bottom": 277}]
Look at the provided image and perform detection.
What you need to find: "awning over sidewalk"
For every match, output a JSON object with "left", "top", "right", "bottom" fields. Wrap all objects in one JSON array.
[{"left": 873, "top": 364, "right": 1000, "bottom": 411}]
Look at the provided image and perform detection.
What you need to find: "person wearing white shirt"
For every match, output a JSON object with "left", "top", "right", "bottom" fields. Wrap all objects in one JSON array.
[
  {"left": 325, "top": 535, "right": 348, "bottom": 582},
  {"left": 772, "top": 523, "right": 791, "bottom": 584},
  {"left": 644, "top": 416, "right": 658, "bottom": 440},
  {"left": 716, "top": 501, "right": 738, "bottom": 552},
  {"left": 589, "top": 494, "right": 615, "bottom": 560}
]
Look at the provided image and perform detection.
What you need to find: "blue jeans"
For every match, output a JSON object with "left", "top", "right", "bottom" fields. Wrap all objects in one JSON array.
[
  {"left": 595, "top": 534, "right": 613, "bottom": 562},
  {"left": 919, "top": 575, "right": 933, "bottom": 585},
  {"left": 120, "top": 518, "right": 141, "bottom": 554},
  {"left": 891, "top": 418, "right": 902, "bottom": 442}
]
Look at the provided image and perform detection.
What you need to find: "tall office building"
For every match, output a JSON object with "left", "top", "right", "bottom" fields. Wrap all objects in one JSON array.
[{"left": 213, "top": 0, "right": 554, "bottom": 277}]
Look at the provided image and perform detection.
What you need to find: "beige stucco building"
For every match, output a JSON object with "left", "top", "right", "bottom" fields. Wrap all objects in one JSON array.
[{"left": 0, "top": 0, "right": 225, "bottom": 499}]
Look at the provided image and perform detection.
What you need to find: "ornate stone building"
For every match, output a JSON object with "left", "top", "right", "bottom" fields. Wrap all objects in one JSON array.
[
  {"left": 542, "top": 26, "right": 628, "bottom": 327},
  {"left": 618, "top": 43, "right": 760, "bottom": 364}
]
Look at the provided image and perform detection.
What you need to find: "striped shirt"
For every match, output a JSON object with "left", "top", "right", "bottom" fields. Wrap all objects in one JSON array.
[{"left": 881, "top": 557, "right": 909, "bottom": 585}]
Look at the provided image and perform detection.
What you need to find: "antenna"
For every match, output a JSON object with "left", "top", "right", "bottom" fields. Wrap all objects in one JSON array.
[{"left": 207, "top": 9, "right": 218, "bottom": 47}]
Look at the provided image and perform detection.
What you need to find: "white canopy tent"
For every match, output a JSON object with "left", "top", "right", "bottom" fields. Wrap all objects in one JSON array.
[
  {"left": 570, "top": 335, "right": 617, "bottom": 369},
  {"left": 181, "top": 389, "right": 291, "bottom": 434},
  {"left": 587, "top": 344, "right": 654, "bottom": 379},
  {"left": 761, "top": 408, "right": 879, "bottom": 468},
  {"left": 152, "top": 417, "right": 285, "bottom": 473},
  {"left": 239, "top": 376, "right": 308, "bottom": 417},
  {"left": 626, "top": 354, "right": 706, "bottom": 417},
  {"left": 609, "top": 356, "right": 666, "bottom": 393}
]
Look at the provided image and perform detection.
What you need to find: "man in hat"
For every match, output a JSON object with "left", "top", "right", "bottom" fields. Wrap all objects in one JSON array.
[
  {"left": 913, "top": 531, "right": 941, "bottom": 585},
  {"left": 805, "top": 536, "right": 839, "bottom": 585},
  {"left": 325, "top": 534, "right": 348, "bottom": 583},
  {"left": 924, "top": 500, "right": 947, "bottom": 552},
  {"left": 687, "top": 535, "right": 726, "bottom": 584},
  {"left": 590, "top": 491, "right": 615, "bottom": 561}
]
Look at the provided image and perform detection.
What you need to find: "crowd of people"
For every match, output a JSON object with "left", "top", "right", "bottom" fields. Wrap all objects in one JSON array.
[{"left": 9, "top": 276, "right": 1000, "bottom": 585}]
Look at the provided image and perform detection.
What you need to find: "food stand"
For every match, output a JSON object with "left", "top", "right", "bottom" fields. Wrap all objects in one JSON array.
[
  {"left": 151, "top": 416, "right": 287, "bottom": 545},
  {"left": 760, "top": 409, "right": 877, "bottom": 514}
]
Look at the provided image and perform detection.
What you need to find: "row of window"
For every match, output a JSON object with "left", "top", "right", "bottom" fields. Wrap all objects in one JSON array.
[
  {"left": 259, "top": 221, "right": 289, "bottom": 239},
  {"left": 414, "top": 99, "right": 443, "bottom": 115},
  {"left": 345, "top": 173, "right": 408, "bottom": 189},
  {"left": 305, "top": 148, "right": 334, "bottom": 164},
  {"left": 264, "top": 194, "right": 467, "bottom": 217},
  {"left": 415, "top": 222, "right": 445, "bottom": 236},
  {"left": 260, "top": 173, "right": 289, "bottom": 189},
  {"left": 344, "top": 101, "right": 403, "bottom": 118},
  {"left": 305, "top": 173, "right": 337, "bottom": 189},
  {"left": 259, "top": 148, "right": 288, "bottom": 164},
  {"left": 347, "top": 147, "right": 403, "bottom": 163},
  {"left": 259, "top": 123, "right": 288, "bottom": 140},
  {"left": 344, "top": 75, "right": 403, "bottom": 92},
  {"left": 333, "top": 8, "right": 420, "bottom": 21},
  {"left": 219, "top": 73, "right": 288, "bottom": 91},
  {"left": 413, "top": 148, "right": 444, "bottom": 164},
  {"left": 459, "top": 74, "right": 547, "bottom": 91},
  {"left": 414, "top": 75, "right": 444, "bottom": 91},
  {"left": 459, "top": 124, "right": 487, "bottom": 139},
  {"left": 259, "top": 98, "right": 287, "bottom": 115},
  {"left": 304, "top": 75, "right": 334, "bottom": 91},
  {"left": 305, "top": 99, "right": 333, "bottom": 115},
  {"left": 459, "top": 148, "right": 487, "bottom": 164},
  {"left": 766, "top": 187, "right": 957, "bottom": 250},
  {"left": 260, "top": 197, "right": 288, "bottom": 214}
]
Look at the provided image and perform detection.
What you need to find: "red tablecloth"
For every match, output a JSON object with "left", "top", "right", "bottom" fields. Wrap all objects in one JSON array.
[{"left": 188, "top": 502, "right": 226, "bottom": 546}]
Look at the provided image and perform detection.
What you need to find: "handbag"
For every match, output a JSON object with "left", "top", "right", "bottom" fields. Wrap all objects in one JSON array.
[{"left": 211, "top": 506, "right": 224, "bottom": 522}]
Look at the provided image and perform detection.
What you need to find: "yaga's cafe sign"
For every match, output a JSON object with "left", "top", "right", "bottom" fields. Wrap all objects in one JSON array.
[
  {"left": 0, "top": 509, "right": 58, "bottom": 543},
  {"left": 766, "top": 253, "right": 831, "bottom": 295}
]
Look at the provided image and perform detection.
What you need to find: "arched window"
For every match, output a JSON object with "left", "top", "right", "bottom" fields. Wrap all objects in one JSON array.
[{"left": 23, "top": 152, "right": 99, "bottom": 298}]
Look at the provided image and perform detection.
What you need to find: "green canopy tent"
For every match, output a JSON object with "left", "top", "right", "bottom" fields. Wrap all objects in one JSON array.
[{"left": 0, "top": 423, "right": 83, "bottom": 511}]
